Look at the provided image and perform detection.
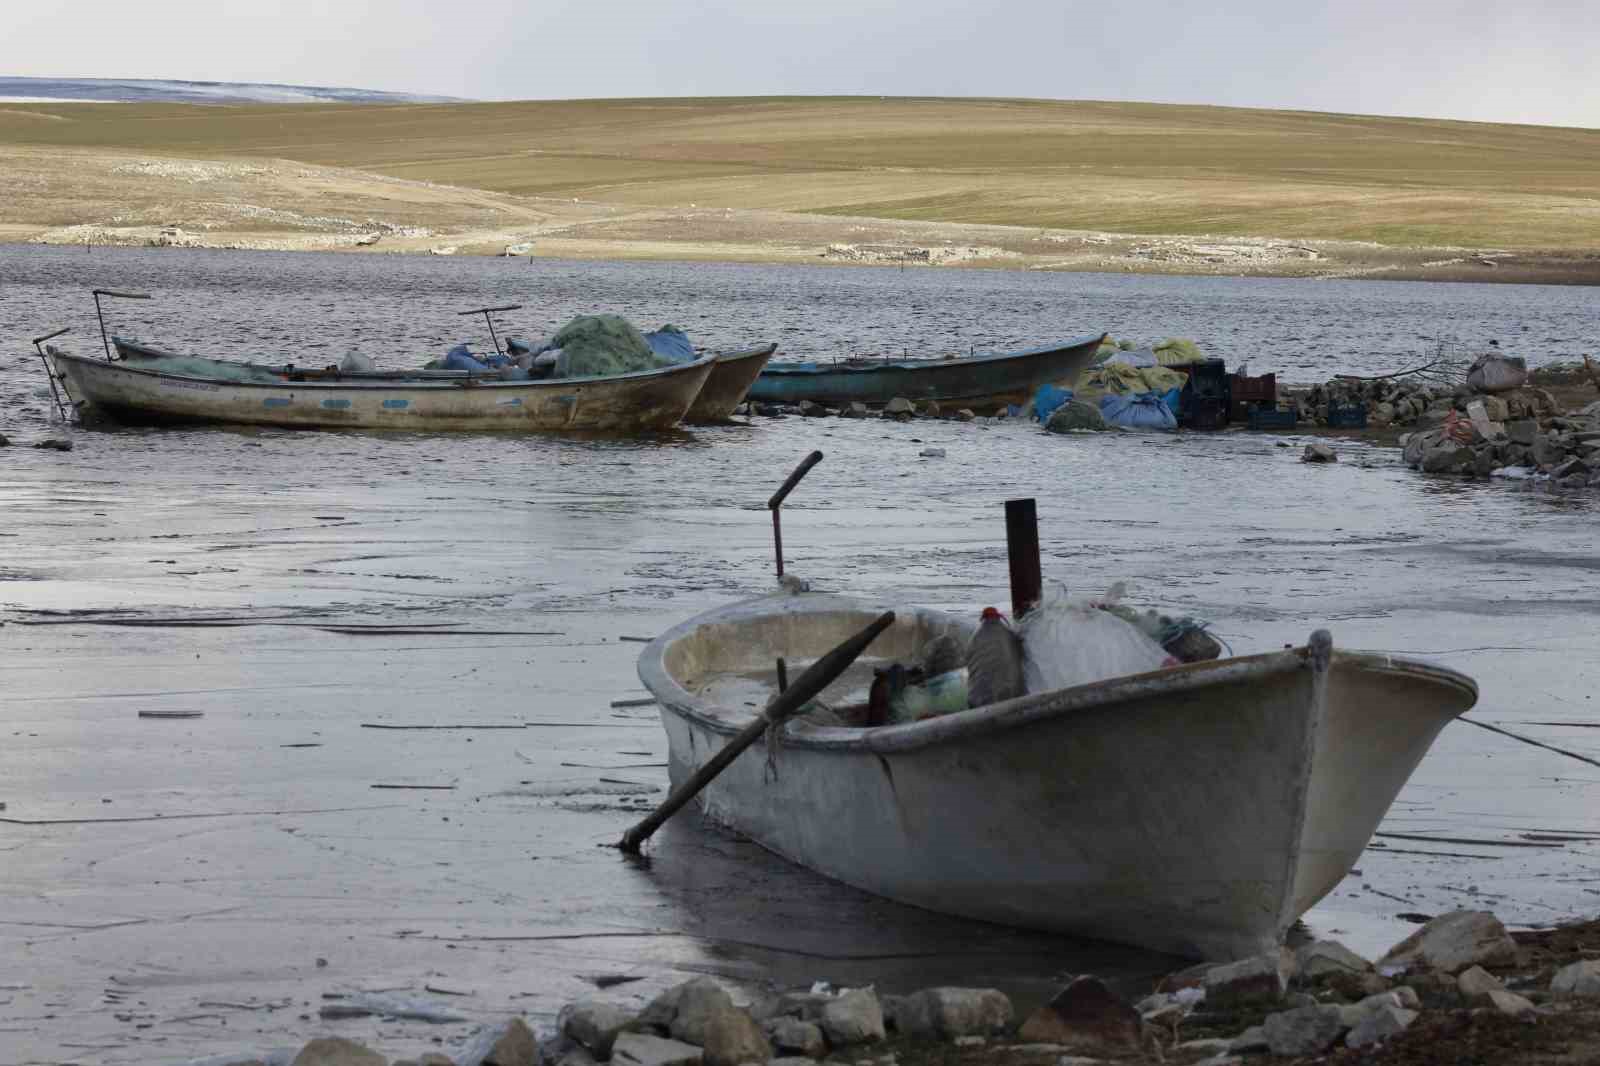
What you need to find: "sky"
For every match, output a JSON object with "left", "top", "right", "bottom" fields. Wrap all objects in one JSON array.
[{"left": 4, "top": 0, "right": 1598, "bottom": 129}]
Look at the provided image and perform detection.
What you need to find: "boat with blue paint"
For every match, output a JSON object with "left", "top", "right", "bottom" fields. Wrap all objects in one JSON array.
[{"left": 747, "top": 334, "right": 1106, "bottom": 410}]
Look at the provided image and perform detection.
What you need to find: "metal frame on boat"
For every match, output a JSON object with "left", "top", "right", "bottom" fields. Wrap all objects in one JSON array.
[{"left": 637, "top": 592, "right": 1477, "bottom": 960}]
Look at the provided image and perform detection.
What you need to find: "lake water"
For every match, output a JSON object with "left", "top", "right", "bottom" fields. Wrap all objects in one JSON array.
[{"left": 2, "top": 245, "right": 1598, "bottom": 1064}]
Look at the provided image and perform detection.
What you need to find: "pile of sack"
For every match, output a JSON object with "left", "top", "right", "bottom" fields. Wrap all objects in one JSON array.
[{"left": 426, "top": 315, "right": 698, "bottom": 379}]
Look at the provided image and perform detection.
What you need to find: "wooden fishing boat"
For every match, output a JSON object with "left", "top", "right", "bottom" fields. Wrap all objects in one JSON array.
[
  {"left": 637, "top": 592, "right": 1477, "bottom": 960},
  {"left": 746, "top": 334, "right": 1105, "bottom": 410},
  {"left": 46, "top": 341, "right": 717, "bottom": 432},
  {"left": 685, "top": 344, "right": 777, "bottom": 423}
]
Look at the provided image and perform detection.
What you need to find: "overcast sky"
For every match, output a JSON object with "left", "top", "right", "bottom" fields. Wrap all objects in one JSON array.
[{"left": 5, "top": 0, "right": 1597, "bottom": 129}]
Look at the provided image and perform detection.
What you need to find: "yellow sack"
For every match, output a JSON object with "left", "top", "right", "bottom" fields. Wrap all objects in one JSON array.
[{"left": 1153, "top": 338, "right": 1206, "bottom": 366}]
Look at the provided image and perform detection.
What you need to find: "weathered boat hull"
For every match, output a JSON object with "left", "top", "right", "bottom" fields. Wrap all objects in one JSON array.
[
  {"left": 49, "top": 346, "right": 717, "bottom": 432},
  {"left": 746, "top": 334, "right": 1104, "bottom": 409},
  {"left": 685, "top": 345, "right": 776, "bottom": 423},
  {"left": 637, "top": 594, "right": 1476, "bottom": 960}
]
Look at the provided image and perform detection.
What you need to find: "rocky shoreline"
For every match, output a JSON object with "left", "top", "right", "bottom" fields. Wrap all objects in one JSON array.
[{"left": 177, "top": 909, "right": 1600, "bottom": 1066}]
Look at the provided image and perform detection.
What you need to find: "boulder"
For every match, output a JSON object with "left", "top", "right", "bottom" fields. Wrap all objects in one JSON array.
[
  {"left": 291, "top": 1039, "right": 387, "bottom": 1066},
  {"left": 459, "top": 1018, "right": 539, "bottom": 1066},
  {"left": 1015, "top": 976, "right": 1143, "bottom": 1057},
  {"left": 884, "top": 397, "right": 915, "bottom": 416},
  {"left": 753, "top": 404, "right": 783, "bottom": 417},
  {"left": 1229, "top": 1026, "right": 1268, "bottom": 1053},
  {"left": 560, "top": 1000, "right": 636, "bottom": 1058},
  {"left": 1551, "top": 959, "right": 1600, "bottom": 1001},
  {"left": 0, "top": 432, "right": 9, "bottom": 446},
  {"left": 609, "top": 1034, "right": 702, "bottom": 1066},
  {"left": 1296, "top": 940, "right": 1373, "bottom": 981},
  {"left": 1457, "top": 965, "right": 1505, "bottom": 1005},
  {"left": 921, "top": 401, "right": 942, "bottom": 418},
  {"left": 955, "top": 408, "right": 975, "bottom": 422},
  {"left": 700, "top": 1006, "right": 772, "bottom": 1066},
  {"left": 1345, "top": 1005, "right": 1417, "bottom": 1049},
  {"left": 33, "top": 438, "right": 72, "bottom": 452},
  {"left": 1202, "top": 951, "right": 1290, "bottom": 1007},
  {"left": 1339, "top": 990, "right": 1417, "bottom": 1029},
  {"left": 1531, "top": 435, "right": 1569, "bottom": 467},
  {"left": 1420, "top": 441, "right": 1470, "bottom": 473},
  {"left": 1377, "top": 910, "right": 1519, "bottom": 974},
  {"left": 1476, "top": 394, "right": 1511, "bottom": 421},
  {"left": 890, "top": 988, "right": 1012, "bottom": 1038},
  {"left": 1044, "top": 400, "right": 1108, "bottom": 433},
  {"left": 761, "top": 1018, "right": 826, "bottom": 1058},
  {"left": 839, "top": 402, "right": 870, "bottom": 418},
  {"left": 798, "top": 401, "right": 829, "bottom": 417},
  {"left": 1505, "top": 419, "right": 1540, "bottom": 446},
  {"left": 637, "top": 977, "right": 735, "bottom": 1046},
  {"left": 1472, "top": 446, "right": 1498, "bottom": 477},
  {"left": 1262, "top": 1004, "right": 1345, "bottom": 1056},
  {"left": 1488, "top": 988, "right": 1537, "bottom": 1019},
  {"left": 818, "top": 988, "right": 885, "bottom": 1046},
  {"left": 1302, "top": 442, "right": 1337, "bottom": 463}
]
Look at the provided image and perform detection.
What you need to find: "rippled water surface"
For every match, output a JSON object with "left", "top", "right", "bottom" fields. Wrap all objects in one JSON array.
[{"left": 2, "top": 246, "right": 1598, "bottom": 1064}]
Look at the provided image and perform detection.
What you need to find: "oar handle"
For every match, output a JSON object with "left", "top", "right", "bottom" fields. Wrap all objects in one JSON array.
[
  {"left": 456, "top": 304, "right": 523, "bottom": 315},
  {"left": 769, "top": 450, "right": 823, "bottom": 510},
  {"left": 31, "top": 327, "right": 71, "bottom": 345},
  {"left": 618, "top": 610, "right": 895, "bottom": 853}
]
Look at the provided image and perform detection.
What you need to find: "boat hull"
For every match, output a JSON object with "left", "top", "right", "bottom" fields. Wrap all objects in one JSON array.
[
  {"left": 49, "top": 346, "right": 716, "bottom": 432},
  {"left": 638, "top": 594, "right": 1476, "bottom": 960},
  {"left": 746, "top": 334, "right": 1104, "bottom": 409},
  {"left": 685, "top": 345, "right": 776, "bottom": 423}
]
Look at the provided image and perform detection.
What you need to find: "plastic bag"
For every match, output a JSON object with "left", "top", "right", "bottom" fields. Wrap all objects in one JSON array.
[
  {"left": 1018, "top": 583, "right": 1173, "bottom": 693},
  {"left": 1464, "top": 353, "right": 1528, "bottom": 394},
  {"left": 644, "top": 325, "right": 696, "bottom": 364},
  {"left": 340, "top": 351, "right": 375, "bottom": 372},
  {"left": 1032, "top": 383, "right": 1074, "bottom": 422},
  {"left": 1100, "top": 393, "right": 1178, "bottom": 430}
]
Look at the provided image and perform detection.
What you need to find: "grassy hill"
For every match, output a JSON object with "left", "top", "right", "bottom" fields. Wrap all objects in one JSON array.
[{"left": 3, "top": 96, "right": 1597, "bottom": 264}]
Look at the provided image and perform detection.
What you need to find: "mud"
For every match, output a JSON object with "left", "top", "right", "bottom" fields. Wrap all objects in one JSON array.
[{"left": 1, "top": 247, "right": 1598, "bottom": 1063}]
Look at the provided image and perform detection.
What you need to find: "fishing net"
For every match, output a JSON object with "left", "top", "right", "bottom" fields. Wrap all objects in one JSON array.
[
  {"left": 123, "top": 354, "right": 283, "bottom": 384},
  {"left": 549, "top": 315, "right": 670, "bottom": 378}
]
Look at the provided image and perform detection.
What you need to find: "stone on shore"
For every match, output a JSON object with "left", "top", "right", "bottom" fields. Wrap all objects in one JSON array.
[
  {"left": 955, "top": 408, "right": 975, "bottom": 422},
  {"left": 761, "top": 1017, "right": 826, "bottom": 1058},
  {"left": 1202, "top": 951, "right": 1290, "bottom": 1006},
  {"left": 1488, "top": 988, "right": 1538, "bottom": 1019},
  {"left": 840, "top": 402, "right": 870, "bottom": 418},
  {"left": 636, "top": 977, "right": 734, "bottom": 1046},
  {"left": 1551, "top": 959, "right": 1600, "bottom": 1001},
  {"left": 1506, "top": 419, "right": 1539, "bottom": 446},
  {"left": 1262, "top": 1004, "right": 1345, "bottom": 1056},
  {"left": 1016, "top": 976, "right": 1143, "bottom": 1057},
  {"left": 1301, "top": 442, "right": 1337, "bottom": 463},
  {"left": 1344, "top": 1005, "right": 1418, "bottom": 1049},
  {"left": 700, "top": 1005, "right": 772, "bottom": 1066},
  {"left": 818, "top": 988, "right": 885, "bottom": 1046},
  {"left": 1297, "top": 940, "right": 1372, "bottom": 981},
  {"left": 559, "top": 1000, "right": 636, "bottom": 1058},
  {"left": 885, "top": 397, "right": 915, "bottom": 416},
  {"left": 798, "top": 400, "right": 829, "bottom": 417},
  {"left": 1378, "top": 910, "right": 1519, "bottom": 974},
  {"left": 290, "top": 1037, "right": 387, "bottom": 1066},
  {"left": 922, "top": 401, "right": 942, "bottom": 418},
  {"left": 609, "top": 1034, "right": 702, "bottom": 1066},
  {"left": 1456, "top": 965, "right": 1506, "bottom": 1005},
  {"left": 889, "top": 988, "right": 1013, "bottom": 1038},
  {"left": 33, "top": 438, "right": 72, "bottom": 451},
  {"left": 0, "top": 432, "right": 10, "bottom": 446},
  {"left": 459, "top": 1017, "right": 538, "bottom": 1066}
]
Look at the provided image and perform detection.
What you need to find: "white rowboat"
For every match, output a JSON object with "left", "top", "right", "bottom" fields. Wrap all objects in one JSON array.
[{"left": 637, "top": 593, "right": 1477, "bottom": 960}]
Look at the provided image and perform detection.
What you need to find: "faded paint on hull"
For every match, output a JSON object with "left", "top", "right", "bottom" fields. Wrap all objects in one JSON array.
[
  {"left": 638, "top": 594, "right": 1476, "bottom": 960},
  {"left": 49, "top": 347, "right": 717, "bottom": 432},
  {"left": 685, "top": 345, "right": 776, "bottom": 423},
  {"left": 747, "top": 335, "right": 1104, "bottom": 409}
]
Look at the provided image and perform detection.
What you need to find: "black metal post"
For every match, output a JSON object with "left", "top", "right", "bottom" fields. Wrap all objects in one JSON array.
[
  {"left": 1005, "top": 498, "right": 1042, "bottom": 620},
  {"left": 768, "top": 450, "right": 823, "bottom": 579},
  {"left": 91, "top": 290, "right": 152, "bottom": 360},
  {"left": 31, "top": 328, "right": 73, "bottom": 421},
  {"left": 456, "top": 304, "right": 523, "bottom": 356}
]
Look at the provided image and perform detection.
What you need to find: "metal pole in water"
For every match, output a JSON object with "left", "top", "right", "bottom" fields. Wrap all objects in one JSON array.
[
  {"left": 1005, "top": 498, "right": 1042, "bottom": 619},
  {"left": 31, "top": 328, "right": 73, "bottom": 421},
  {"left": 91, "top": 289, "right": 151, "bottom": 361},
  {"left": 768, "top": 450, "right": 823, "bottom": 579}
]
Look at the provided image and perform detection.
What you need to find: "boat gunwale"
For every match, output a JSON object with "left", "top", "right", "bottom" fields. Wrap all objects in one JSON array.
[
  {"left": 637, "top": 593, "right": 1479, "bottom": 755},
  {"left": 758, "top": 334, "right": 1106, "bottom": 377},
  {"left": 84, "top": 339, "right": 727, "bottom": 392}
]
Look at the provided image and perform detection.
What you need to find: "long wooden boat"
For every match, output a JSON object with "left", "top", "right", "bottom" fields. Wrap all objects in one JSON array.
[
  {"left": 637, "top": 593, "right": 1477, "bottom": 960},
  {"left": 685, "top": 344, "right": 777, "bottom": 423},
  {"left": 746, "top": 334, "right": 1105, "bottom": 410},
  {"left": 47, "top": 341, "right": 717, "bottom": 432}
]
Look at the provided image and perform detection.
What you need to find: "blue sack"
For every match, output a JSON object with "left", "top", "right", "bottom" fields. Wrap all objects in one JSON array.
[
  {"left": 1100, "top": 392, "right": 1178, "bottom": 430},
  {"left": 442, "top": 345, "right": 488, "bottom": 372},
  {"left": 644, "top": 325, "right": 696, "bottom": 364},
  {"left": 1032, "top": 383, "right": 1074, "bottom": 422},
  {"left": 1160, "top": 387, "right": 1181, "bottom": 417}
]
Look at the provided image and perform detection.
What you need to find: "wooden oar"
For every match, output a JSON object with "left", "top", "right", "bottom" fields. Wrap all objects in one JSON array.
[{"left": 618, "top": 610, "right": 895, "bottom": 853}]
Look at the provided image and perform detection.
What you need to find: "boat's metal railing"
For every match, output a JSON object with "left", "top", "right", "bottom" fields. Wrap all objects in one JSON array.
[
  {"left": 92, "top": 289, "right": 152, "bottom": 360},
  {"left": 30, "top": 327, "right": 74, "bottom": 421},
  {"left": 457, "top": 304, "right": 523, "bottom": 356}
]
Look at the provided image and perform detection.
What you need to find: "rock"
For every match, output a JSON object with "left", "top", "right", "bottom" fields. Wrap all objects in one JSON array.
[
  {"left": 1456, "top": 965, "right": 1505, "bottom": 1005},
  {"left": 1421, "top": 441, "right": 1470, "bottom": 473},
  {"left": 1345, "top": 1005, "right": 1417, "bottom": 1049},
  {"left": 1177, "top": 1037, "right": 1233, "bottom": 1054},
  {"left": 609, "top": 1034, "right": 702, "bottom": 1066},
  {"left": 700, "top": 1006, "right": 772, "bottom": 1066},
  {"left": 1202, "top": 952, "right": 1290, "bottom": 1007},
  {"left": 884, "top": 397, "right": 914, "bottom": 416},
  {"left": 1472, "top": 446, "right": 1499, "bottom": 477},
  {"left": 1532, "top": 435, "right": 1569, "bottom": 467},
  {"left": 1488, "top": 988, "right": 1537, "bottom": 1019},
  {"left": 1377, "top": 910, "right": 1519, "bottom": 974},
  {"left": 922, "top": 401, "right": 942, "bottom": 418},
  {"left": 798, "top": 400, "right": 828, "bottom": 417},
  {"left": 33, "top": 438, "right": 73, "bottom": 451},
  {"left": 1551, "top": 456, "right": 1585, "bottom": 481},
  {"left": 457, "top": 1018, "right": 539, "bottom": 1066},
  {"left": 1044, "top": 400, "right": 1107, "bottom": 433},
  {"left": 1505, "top": 419, "right": 1540, "bottom": 446},
  {"left": 1015, "top": 976, "right": 1142, "bottom": 1057},
  {"left": 1301, "top": 442, "right": 1337, "bottom": 463},
  {"left": 0, "top": 432, "right": 9, "bottom": 446},
  {"left": 919, "top": 447, "right": 946, "bottom": 458},
  {"left": 290, "top": 1038, "right": 387, "bottom": 1066},
  {"left": 818, "top": 988, "right": 885, "bottom": 1046},
  {"left": 1477, "top": 394, "right": 1511, "bottom": 421},
  {"left": 1228, "top": 1025, "right": 1268, "bottom": 1053},
  {"left": 1551, "top": 959, "right": 1600, "bottom": 1001},
  {"left": 1261, "top": 1004, "right": 1344, "bottom": 1056},
  {"left": 891, "top": 988, "right": 1012, "bottom": 1038},
  {"left": 840, "top": 402, "right": 870, "bottom": 418},
  {"left": 1297, "top": 940, "right": 1373, "bottom": 981},
  {"left": 955, "top": 408, "right": 975, "bottom": 422},
  {"left": 1337, "top": 990, "right": 1416, "bottom": 1029},
  {"left": 560, "top": 1000, "right": 636, "bottom": 1058},
  {"left": 533, "top": 1037, "right": 598, "bottom": 1066},
  {"left": 762, "top": 1018, "right": 826, "bottom": 1058}
]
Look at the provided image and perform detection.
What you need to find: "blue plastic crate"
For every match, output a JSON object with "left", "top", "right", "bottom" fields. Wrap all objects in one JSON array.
[
  {"left": 1247, "top": 406, "right": 1298, "bottom": 430},
  {"left": 1326, "top": 402, "right": 1368, "bottom": 429}
]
